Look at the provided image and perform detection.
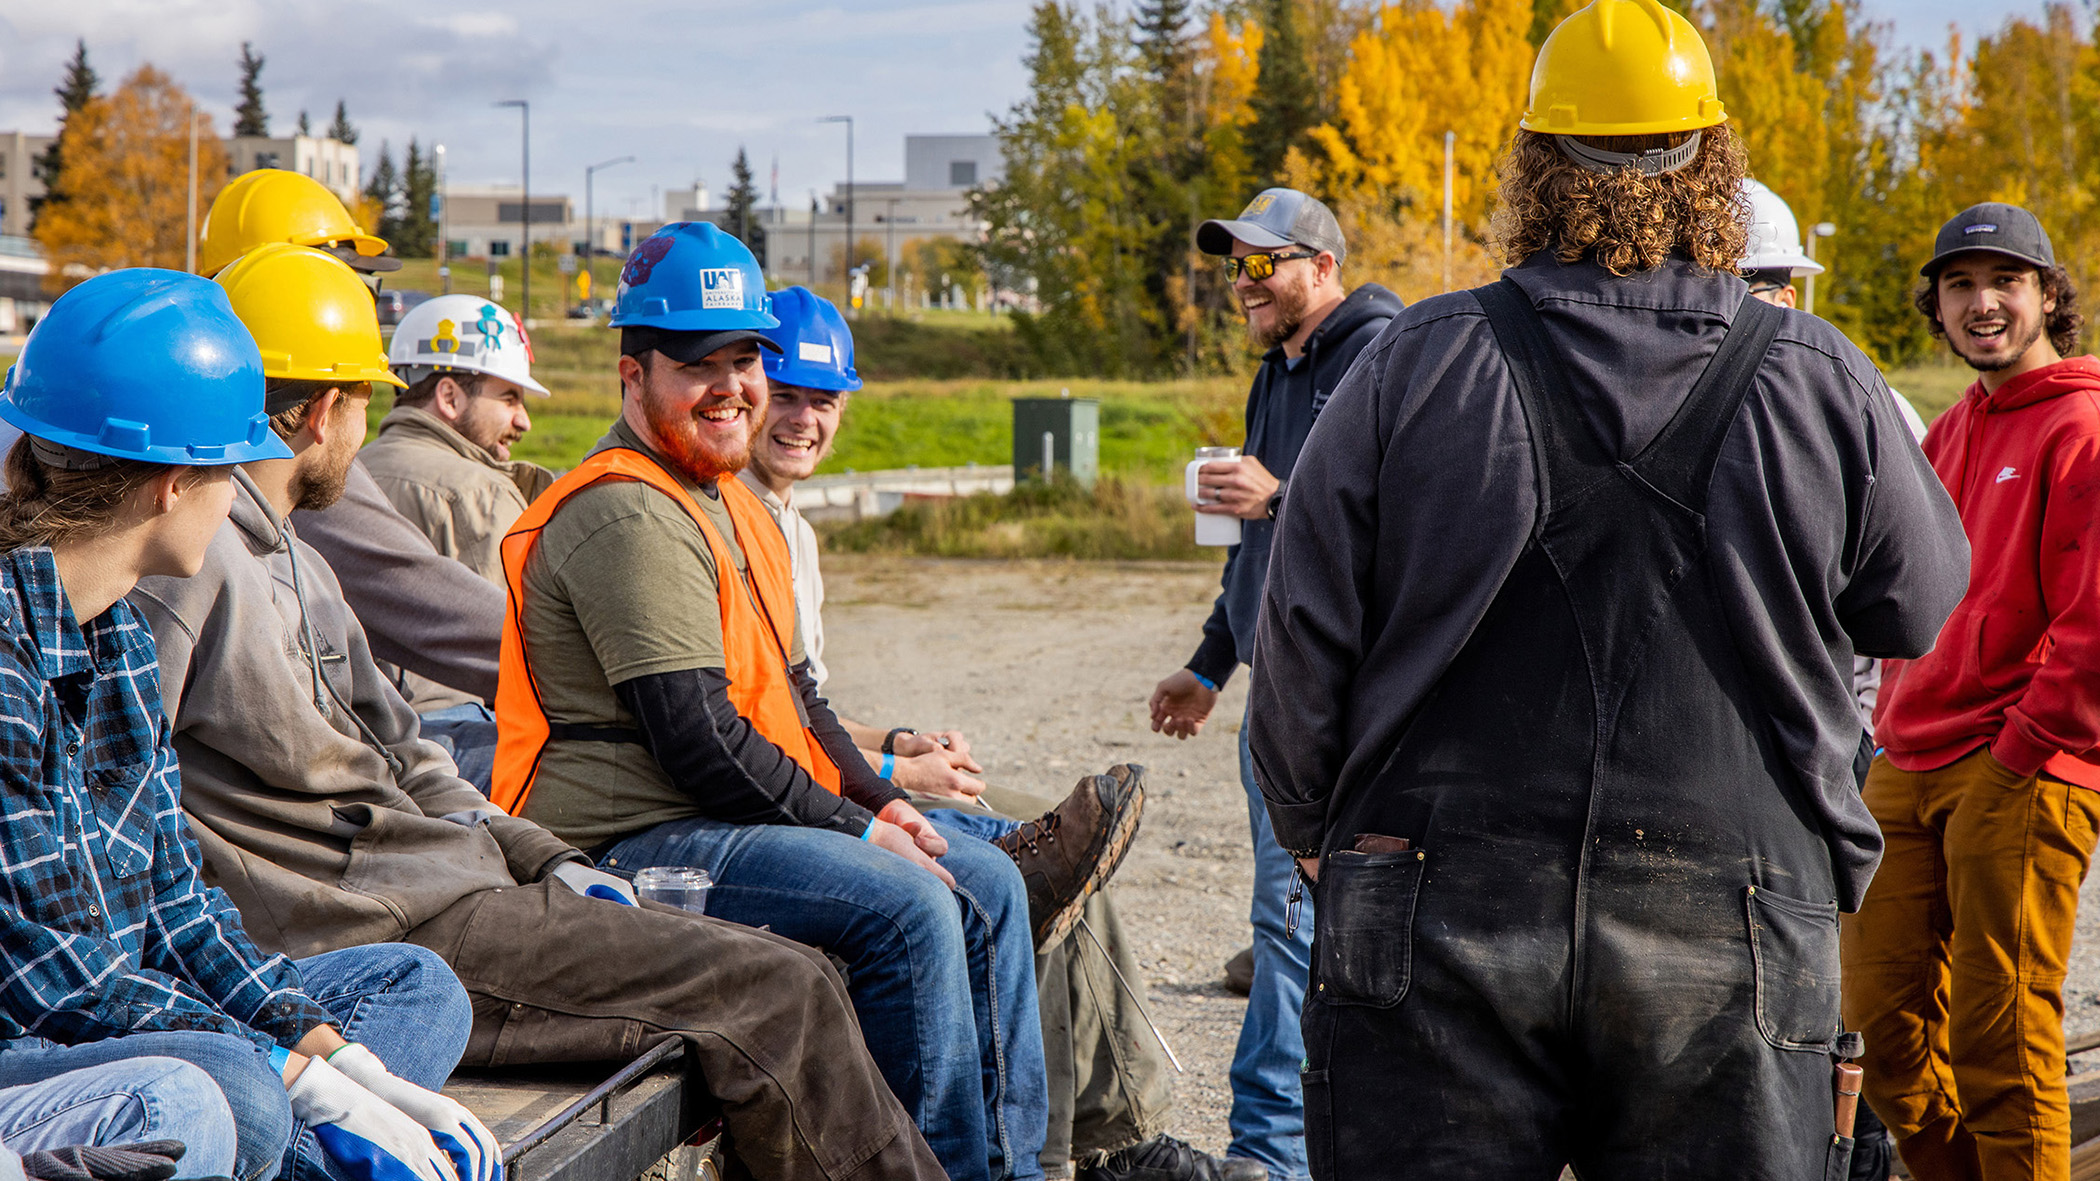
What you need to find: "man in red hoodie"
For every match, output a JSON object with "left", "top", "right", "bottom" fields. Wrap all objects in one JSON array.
[{"left": 1846, "top": 202, "right": 2100, "bottom": 1181}]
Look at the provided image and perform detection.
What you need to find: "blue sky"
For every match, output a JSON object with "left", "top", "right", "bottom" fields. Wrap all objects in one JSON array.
[{"left": 0, "top": 0, "right": 2056, "bottom": 226}]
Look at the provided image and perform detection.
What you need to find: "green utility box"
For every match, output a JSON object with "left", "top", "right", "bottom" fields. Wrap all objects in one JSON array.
[{"left": 1012, "top": 396, "right": 1100, "bottom": 488}]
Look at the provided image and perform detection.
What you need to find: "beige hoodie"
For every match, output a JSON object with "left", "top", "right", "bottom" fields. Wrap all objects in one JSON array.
[{"left": 129, "top": 471, "right": 582, "bottom": 958}]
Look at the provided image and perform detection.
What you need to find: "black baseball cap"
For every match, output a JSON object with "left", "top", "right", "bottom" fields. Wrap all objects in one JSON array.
[
  {"left": 1197, "top": 188, "right": 1347, "bottom": 265},
  {"left": 620, "top": 326, "right": 783, "bottom": 363},
  {"left": 1921, "top": 202, "right": 2056, "bottom": 278}
]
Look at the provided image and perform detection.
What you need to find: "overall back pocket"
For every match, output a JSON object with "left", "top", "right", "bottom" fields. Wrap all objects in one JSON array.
[
  {"left": 1314, "top": 847, "right": 1427, "bottom": 1007},
  {"left": 1745, "top": 884, "right": 1842, "bottom": 1051}
]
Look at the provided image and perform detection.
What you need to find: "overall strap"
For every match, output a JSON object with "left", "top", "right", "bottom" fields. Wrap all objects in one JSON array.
[
  {"left": 1473, "top": 278, "right": 1603, "bottom": 523},
  {"left": 1630, "top": 293, "right": 1783, "bottom": 507}
]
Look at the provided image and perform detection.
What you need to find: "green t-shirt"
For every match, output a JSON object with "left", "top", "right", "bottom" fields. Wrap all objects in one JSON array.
[{"left": 515, "top": 417, "right": 802, "bottom": 849}]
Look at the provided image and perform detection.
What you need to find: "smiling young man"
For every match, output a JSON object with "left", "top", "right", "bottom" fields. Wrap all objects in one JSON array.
[
  {"left": 1844, "top": 203, "right": 2100, "bottom": 1181},
  {"left": 1145, "top": 189, "right": 1400, "bottom": 1181},
  {"left": 496, "top": 227, "right": 1047, "bottom": 1181}
]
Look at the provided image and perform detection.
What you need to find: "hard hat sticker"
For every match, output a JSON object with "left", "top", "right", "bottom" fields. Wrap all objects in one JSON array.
[
  {"left": 798, "top": 342, "right": 834, "bottom": 364},
  {"left": 700, "top": 268, "right": 745, "bottom": 309}
]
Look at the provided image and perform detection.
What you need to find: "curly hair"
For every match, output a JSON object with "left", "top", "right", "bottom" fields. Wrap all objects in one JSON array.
[
  {"left": 1914, "top": 264, "right": 2084, "bottom": 358},
  {"left": 1491, "top": 126, "right": 1751, "bottom": 276}
]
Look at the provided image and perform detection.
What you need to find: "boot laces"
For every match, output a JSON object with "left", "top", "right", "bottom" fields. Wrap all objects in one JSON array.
[{"left": 1011, "top": 810, "right": 1062, "bottom": 854}]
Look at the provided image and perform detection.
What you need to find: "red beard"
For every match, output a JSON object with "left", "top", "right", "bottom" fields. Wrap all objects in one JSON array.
[{"left": 640, "top": 386, "right": 756, "bottom": 483}]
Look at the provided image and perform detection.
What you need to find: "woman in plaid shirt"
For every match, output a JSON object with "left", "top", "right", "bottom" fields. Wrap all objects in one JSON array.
[{"left": 0, "top": 271, "right": 490, "bottom": 1181}]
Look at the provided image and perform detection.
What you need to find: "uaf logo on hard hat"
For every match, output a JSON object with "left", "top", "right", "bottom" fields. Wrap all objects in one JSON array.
[{"left": 700, "top": 268, "right": 744, "bottom": 309}]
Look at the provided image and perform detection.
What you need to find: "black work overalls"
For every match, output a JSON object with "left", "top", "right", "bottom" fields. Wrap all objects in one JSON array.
[{"left": 1301, "top": 283, "right": 1856, "bottom": 1180}]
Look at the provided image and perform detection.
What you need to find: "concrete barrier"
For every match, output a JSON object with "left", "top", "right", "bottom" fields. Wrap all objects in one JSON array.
[{"left": 794, "top": 463, "right": 1014, "bottom": 524}]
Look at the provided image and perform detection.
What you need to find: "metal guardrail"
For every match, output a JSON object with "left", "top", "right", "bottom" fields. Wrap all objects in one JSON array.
[{"left": 500, "top": 1039, "right": 692, "bottom": 1181}]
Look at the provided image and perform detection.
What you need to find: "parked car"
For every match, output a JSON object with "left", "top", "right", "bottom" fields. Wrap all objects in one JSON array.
[{"left": 374, "top": 289, "right": 433, "bottom": 327}]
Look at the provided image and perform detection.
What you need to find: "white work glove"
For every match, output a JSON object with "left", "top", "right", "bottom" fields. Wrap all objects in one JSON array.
[
  {"left": 329, "top": 1044, "right": 501, "bottom": 1181},
  {"left": 284, "top": 1052, "right": 455, "bottom": 1181},
  {"left": 548, "top": 860, "right": 637, "bottom": 905}
]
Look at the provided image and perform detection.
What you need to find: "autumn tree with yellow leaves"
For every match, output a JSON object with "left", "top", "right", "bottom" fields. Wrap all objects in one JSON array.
[{"left": 33, "top": 65, "right": 228, "bottom": 286}]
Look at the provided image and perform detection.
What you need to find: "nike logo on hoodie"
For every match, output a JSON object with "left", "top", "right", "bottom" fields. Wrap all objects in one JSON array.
[{"left": 1997, "top": 466, "right": 2020, "bottom": 483}]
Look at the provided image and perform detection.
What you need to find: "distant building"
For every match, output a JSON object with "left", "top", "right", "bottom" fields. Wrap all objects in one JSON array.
[
  {"left": 439, "top": 186, "right": 574, "bottom": 259},
  {"left": 0, "top": 235, "right": 52, "bottom": 334},
  {"left": 0, "top": 132, "right": 55, "bottom": 238},
  {"left": 225, "top": 135, "right": 360, "bottom": 203},
  {"left": 0, "top": 130, "right": 357, "bottom": 238}
]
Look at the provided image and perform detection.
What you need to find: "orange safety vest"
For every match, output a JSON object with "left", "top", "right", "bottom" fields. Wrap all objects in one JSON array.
[{"left": 490, "top": 446, "right": 841, "bottom": 815}]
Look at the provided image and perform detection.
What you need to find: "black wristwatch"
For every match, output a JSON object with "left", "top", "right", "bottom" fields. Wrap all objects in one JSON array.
[
  {"left": 882, "top": 727, "right": 918, "bottom": 755},
  {"left": 1265, "top": 485, "right": 1286, "bottom": 520}
]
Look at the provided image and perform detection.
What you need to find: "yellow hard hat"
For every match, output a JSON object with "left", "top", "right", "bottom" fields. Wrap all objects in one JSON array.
[
  {"left": 214, "top": 243, "right": 407, "bottom": 389},
  {"left": 1522, "top": 0, "right": 1727, "bottom": 137},
  {"left": 199, "top": 169, "right": 395, "bottom": 278}
]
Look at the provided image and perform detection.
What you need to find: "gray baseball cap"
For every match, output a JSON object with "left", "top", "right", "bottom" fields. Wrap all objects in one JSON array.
[
  {"left": 1921, "top": 202, "right": 2056, "bottom": 277},
  {"left": 1197, "top": 188, "right": 1347, "bottom": 265}
]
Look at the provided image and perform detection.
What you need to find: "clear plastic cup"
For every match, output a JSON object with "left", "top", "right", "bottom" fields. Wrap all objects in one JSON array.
[{"left": 633, "top": 866, "right": 712, "bottom": 915}]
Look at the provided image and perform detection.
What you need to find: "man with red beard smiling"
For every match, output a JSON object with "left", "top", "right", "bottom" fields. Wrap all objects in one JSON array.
[
  {"left": 495, "top": 225, "right": 1048, "bottom": 1181},
  {"left": 1145, "top": 189, "right": 1399, "bottom": 1181},
  {"left": 1845, "top": 203, "right": 2100, "bottom": 1180}
]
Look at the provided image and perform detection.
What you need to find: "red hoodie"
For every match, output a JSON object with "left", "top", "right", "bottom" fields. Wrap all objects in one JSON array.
[{"left": 1875, "top": 354, "right": 2100, "bottom": 786}]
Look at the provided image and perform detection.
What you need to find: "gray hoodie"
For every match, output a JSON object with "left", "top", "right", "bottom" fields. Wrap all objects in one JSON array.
[{"left": 129, "top": 471, "right": 581, "bottom": 958}]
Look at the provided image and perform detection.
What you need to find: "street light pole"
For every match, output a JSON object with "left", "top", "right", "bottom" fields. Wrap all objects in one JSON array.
[
  {"left": 884, "top": 196, "right": 898, "bottom": 311},
  {"left": 496, "top": 100, "right": 530, "bottom": 320},
  {"left": 185, "top": 106, "right": 201, "bottom": 273},
  {"left": 820, "top": 115, "right": 853, "bottom": 305},
  {"left": 585, "top": 155, "right": 635, "bottom": 321},
  {"left": 1805, "top": 221, "right": 1837, "bottom": 316},
  {"left": 436, "top": 144, "right": 450, "bottom": 293},
  {"left": 808, "top": 190, "right": 818, "bottom": 287}
]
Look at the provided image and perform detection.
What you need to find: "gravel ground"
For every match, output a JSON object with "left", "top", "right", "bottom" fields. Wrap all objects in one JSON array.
[
  {"left": 819, "top": 552, "right": 2100, "bottom": 1160},
  {"left": 821, "top": 555, "right": 1257, "bottom": 1156}
]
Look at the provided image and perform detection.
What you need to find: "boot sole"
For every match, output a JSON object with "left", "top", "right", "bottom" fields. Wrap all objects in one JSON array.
[{"left": 1039, "top": 764, "right": 1147, "bottom": 947}]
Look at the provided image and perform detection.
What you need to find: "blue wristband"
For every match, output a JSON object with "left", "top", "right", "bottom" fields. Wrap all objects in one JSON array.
[
  {"left": 268, "top": 1044, "right": 291, "bottom": 1075},
  {"left": 881, "top": 752, "right": 896, "bottom": 779},
  {"left": 1190, "top": 670, "right": 1219, "bottom": 692},
  {"left": 862, "top": 820, "right": 876, "bottom": 841}
]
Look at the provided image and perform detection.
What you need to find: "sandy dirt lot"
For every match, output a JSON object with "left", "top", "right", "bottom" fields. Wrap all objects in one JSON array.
[{"left": 819, "top": 553, "right": 2100, "bottom": 1159}]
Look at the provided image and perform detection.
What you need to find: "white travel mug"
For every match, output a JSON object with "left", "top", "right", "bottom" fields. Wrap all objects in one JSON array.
[{"left": 1186, "top": 447, "right": 1244, "bottom": 547}]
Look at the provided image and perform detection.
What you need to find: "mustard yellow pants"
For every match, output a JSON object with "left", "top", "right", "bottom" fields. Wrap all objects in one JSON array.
[{"left": 1843, "top": 749, "right": 2100, "bottom": 1181}]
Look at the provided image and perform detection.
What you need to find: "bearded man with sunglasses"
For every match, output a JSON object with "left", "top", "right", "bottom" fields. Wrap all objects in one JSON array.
[{"left": 1145, "top": 188, "right": 1399, "bottom": 1181}]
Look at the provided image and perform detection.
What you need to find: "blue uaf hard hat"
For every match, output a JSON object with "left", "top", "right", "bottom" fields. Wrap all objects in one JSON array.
[
  {"left": 760, "top": 286, "right": 862, "bottom": 393},
  {"left": 610, "top": 222, "right": 777, "bottom": 332},
  {"left": 0, "top": 268, "right": 291, "bottom": 466}
]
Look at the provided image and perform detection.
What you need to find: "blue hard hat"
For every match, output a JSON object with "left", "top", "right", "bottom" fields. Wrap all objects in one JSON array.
[
  {"left": 0, "top": 269, "right": 292, "bottom": 465},
  {"left": 610, "top": 222, "right": 778, "bottom": 332},
  {"left": 760, "top": 286, "right": 862, "bottom": 393}
]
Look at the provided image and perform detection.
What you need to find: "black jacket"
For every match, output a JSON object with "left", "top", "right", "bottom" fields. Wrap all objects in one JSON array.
[
  {"left": 1186, "top": 282, "right": 1405, "bottom": 685},
  {"left": 1246, "top": 256, "right": 1969, "bottom": 911}
]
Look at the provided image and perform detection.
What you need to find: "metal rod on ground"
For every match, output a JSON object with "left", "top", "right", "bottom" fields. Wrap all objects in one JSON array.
[
  {"left": 1042, "top": 431, "right": 1054, "bottom": 482},
  {"left": 1075, "top": 916, "right": 1183, "bottom": 1073}
]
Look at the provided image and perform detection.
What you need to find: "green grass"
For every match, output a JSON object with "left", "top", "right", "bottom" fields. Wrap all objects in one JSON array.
[{"left": 1887, "top": 363, "right": 1974, "bottom": 424}]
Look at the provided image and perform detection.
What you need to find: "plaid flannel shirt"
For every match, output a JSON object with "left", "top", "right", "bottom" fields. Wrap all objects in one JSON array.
[{"left": 0, "top": 546, "right": 332, "bottom": 1050}]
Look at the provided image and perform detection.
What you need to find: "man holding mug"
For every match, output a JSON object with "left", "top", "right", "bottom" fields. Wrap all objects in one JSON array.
[{"left": 1146, "top": 189, "right": 1400, "bottom": 1181}]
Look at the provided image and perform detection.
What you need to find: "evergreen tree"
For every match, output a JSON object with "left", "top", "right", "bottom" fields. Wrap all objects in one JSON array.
[
  {"left": 363, "top": 141, "right": 401, "bottom": 242},
  {"left": 328, "top": 100, "right": 358, "bottom": 145},
  {"left": 394, "top": 139, "right": 437, "bottom": 258},
  {"left": 30, "top": 39, "right": 99, "bottom": 230},
  {"left": 1247, "top": 0, "right": 1317, "bottom": 183},
  {"left": 725, "top": 146, "right": 766, "bottom": 268},
  {"left": 233, "top": 42, "right": 267, "bottom": 136},
  {"left": 296, "top": 109, "right": 310, "bottom": 136}
]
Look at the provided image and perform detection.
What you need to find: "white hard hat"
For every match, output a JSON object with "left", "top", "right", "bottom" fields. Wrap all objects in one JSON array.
[
  {"left": 1740, "top": 179, "right": 1824, "bottom": 276},
  {"left": 387, "top": 294, "right": 549, "bottom": 395}
]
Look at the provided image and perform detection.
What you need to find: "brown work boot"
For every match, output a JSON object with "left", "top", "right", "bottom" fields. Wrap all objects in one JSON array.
[{"left": 992, "top": 763, "right": 1145, "bottom": 948}]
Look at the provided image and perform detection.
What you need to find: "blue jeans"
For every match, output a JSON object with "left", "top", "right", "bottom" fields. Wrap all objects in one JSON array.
[
  {"left": 605, "top": 816, "right": 1048, "bottom": 1181},
  {"left": 0, "top": 1058, "right": 236, "bottom": 1178},
  {"left": 0, "top": 944, "right": 470, "bottom": 1181},
  {"left": 420, "top": 703, "right": 497, "bottom": 796},
  {"left": 1232, "top": 701, "right": 1311, "bottom": 1181}
]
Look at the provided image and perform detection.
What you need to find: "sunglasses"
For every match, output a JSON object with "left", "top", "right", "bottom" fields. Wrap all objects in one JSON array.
[{"left": 1223, "top": 250, "right": 1318, "bottom": 282}]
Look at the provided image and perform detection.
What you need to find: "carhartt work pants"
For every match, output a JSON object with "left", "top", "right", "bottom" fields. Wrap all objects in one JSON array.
[{"left": 1844, "top": 750, "right": 2100, "bottom": 1181}]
